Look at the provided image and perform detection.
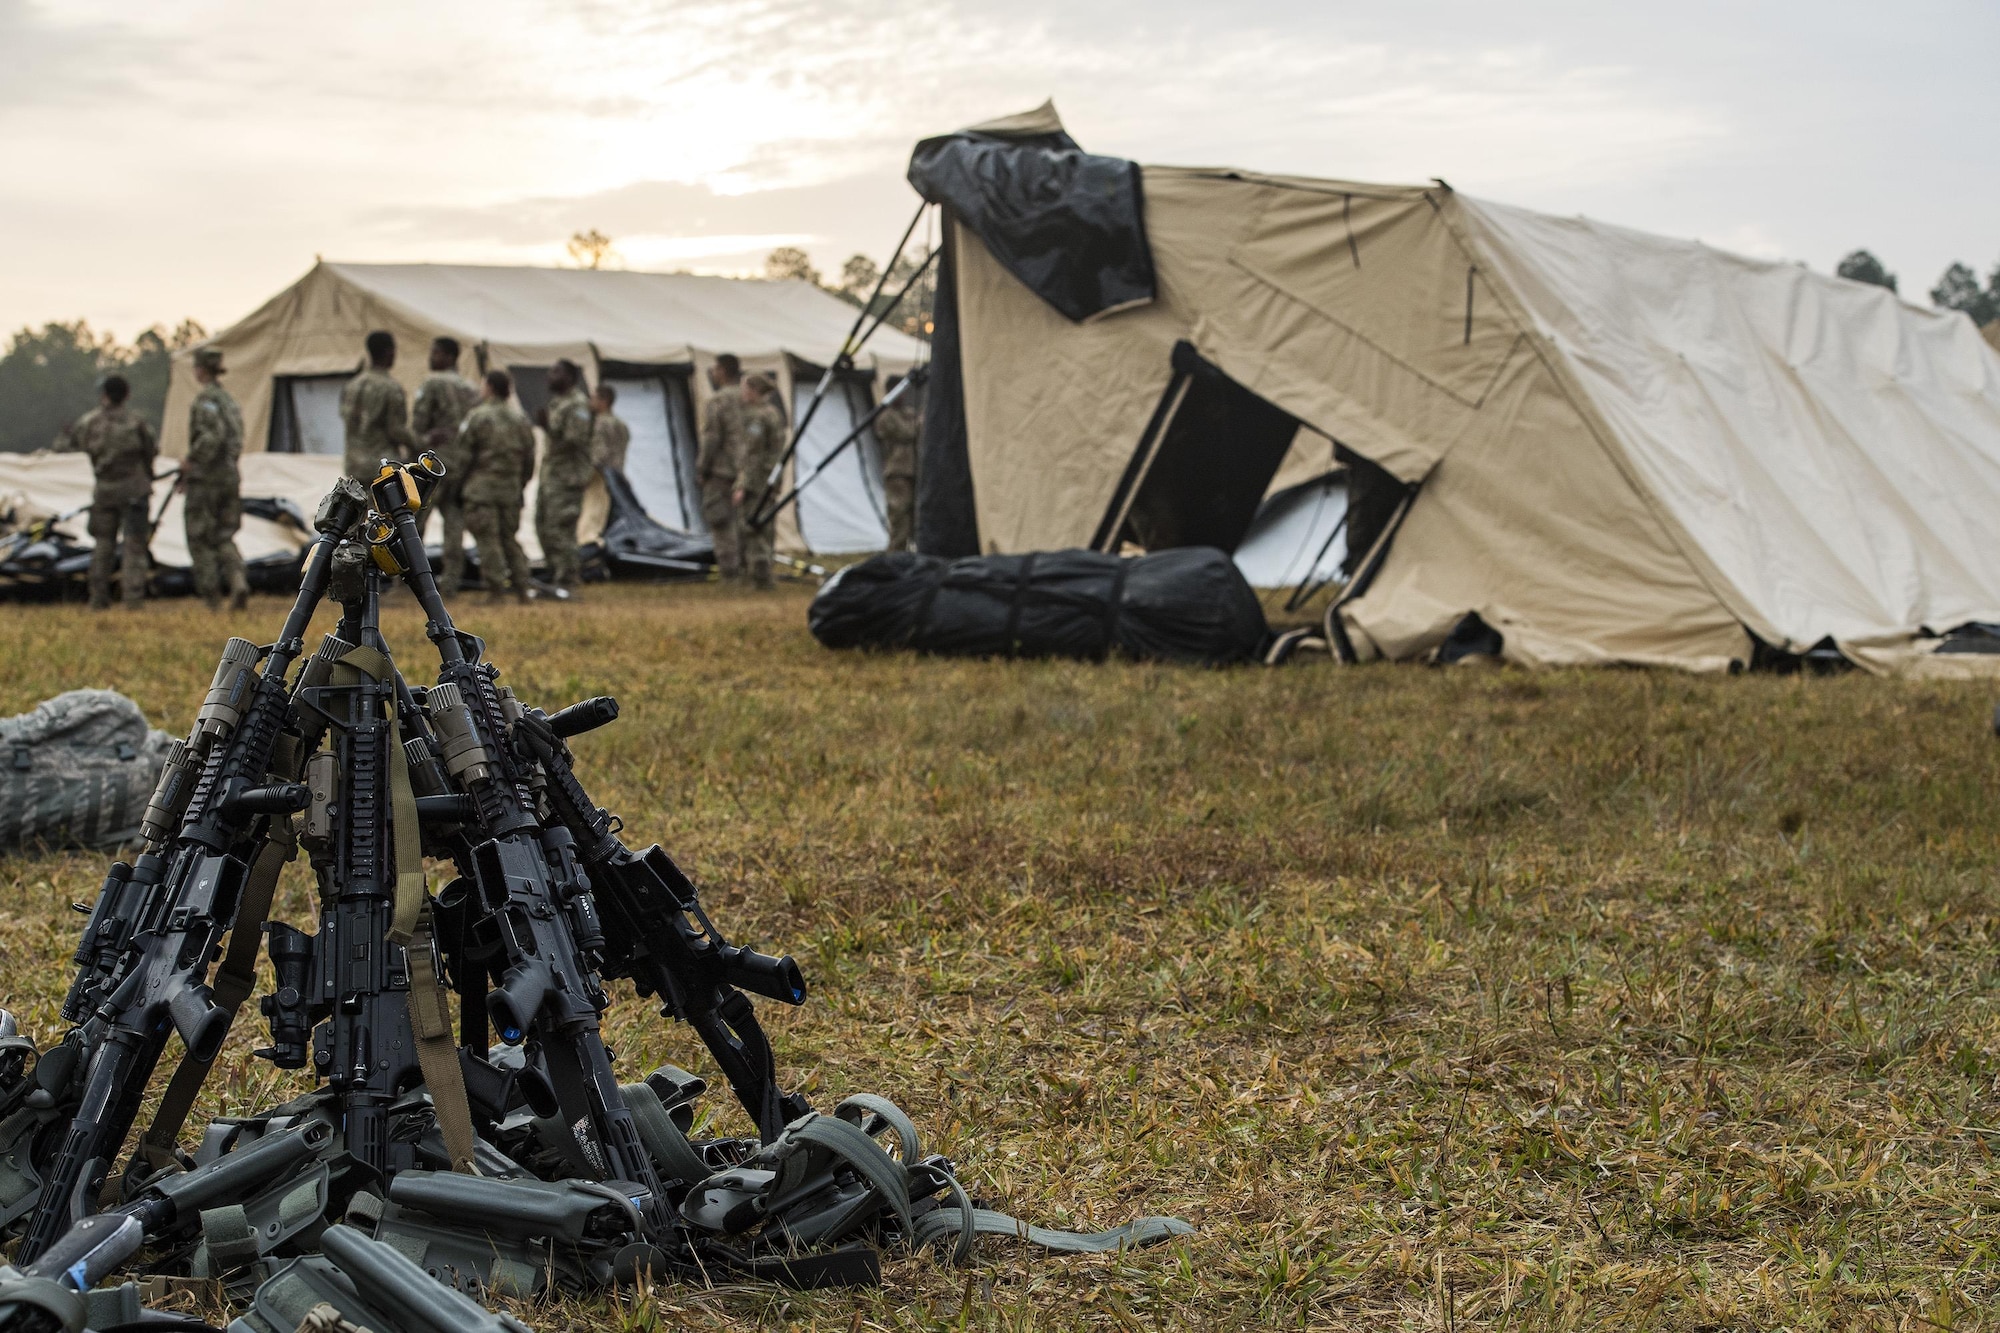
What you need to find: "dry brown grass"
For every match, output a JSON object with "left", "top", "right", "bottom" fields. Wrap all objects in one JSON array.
[{"left": 3, "top": 582, "right": 2000, "bottom": 1330}]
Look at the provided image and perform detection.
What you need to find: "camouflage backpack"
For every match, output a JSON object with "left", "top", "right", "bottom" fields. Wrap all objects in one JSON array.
[{"left": 0, "top": 689, "right": 174, "bottom": 852}]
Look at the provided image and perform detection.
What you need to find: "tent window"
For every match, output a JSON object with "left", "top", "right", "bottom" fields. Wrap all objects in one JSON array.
[
  {"left": 269, "top": 374, "right": 353, "bottom": 454},
  {"left": 599, "top": 361, "right": 702, "bottom": 533},
  {"left": 1093, "top": 341, "right": 1300, "bottom": 554},
  {"left": 789, "top": 360, "right": 891, "bottom": 555}
]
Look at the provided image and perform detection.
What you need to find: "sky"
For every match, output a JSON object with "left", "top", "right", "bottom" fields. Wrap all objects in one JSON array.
[{"left": 4, "top": 0, "right": 1997, "bottom": 341}]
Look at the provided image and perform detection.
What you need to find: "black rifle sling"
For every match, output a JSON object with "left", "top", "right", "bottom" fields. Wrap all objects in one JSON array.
[{"left": 137, "top": 817, "right": 296, "bottom": 1168}]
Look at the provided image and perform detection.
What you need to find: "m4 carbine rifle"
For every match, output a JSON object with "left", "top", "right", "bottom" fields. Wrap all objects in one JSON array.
[{"left": 17, "top": 482, "right": 366, "bottom": 1262}]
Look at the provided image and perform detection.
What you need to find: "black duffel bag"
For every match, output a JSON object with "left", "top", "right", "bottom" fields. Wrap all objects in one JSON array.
[{"left": 808, "top": 548, "right": 1268, "bottom": 665}]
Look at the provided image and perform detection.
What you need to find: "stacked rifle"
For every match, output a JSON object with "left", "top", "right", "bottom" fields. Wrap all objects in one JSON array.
[{"left": 0, "top": 458, "right": 1189, "bottom": 1333}]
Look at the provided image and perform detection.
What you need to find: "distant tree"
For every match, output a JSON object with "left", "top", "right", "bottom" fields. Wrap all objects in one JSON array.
[
  {"left": 765, "top": 246, "right": 932, "bottom": 341},
  {"left": 881, "top": 246, "right": 937, "bottom": 341},
  {"left": 124, "top": 319, "right": 207, "bottom": 430},
  {"left": 0, "top": 318, "right": 206, "bottom": 453},
  {"left": 566, "top": 229, "right": 617, "bottom": 269},
  {"left": 1931, "top": 261, "right": 2000, "bottom": 326},
  {"left": 0, "top": 321, "right": 117, "bottom": 453},
  {"left": 836, "top": 254, "right": 880, "bottom": 307},
  {"left": 1836, "top": 249, "right": 1897, "bottom": 293},
  {"left": 765, "top": 246, "right": 821, "bottom": 285}
]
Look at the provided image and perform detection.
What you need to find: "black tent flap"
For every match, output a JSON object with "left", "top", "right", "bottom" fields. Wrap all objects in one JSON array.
[
  {"left": 808, "top": 548, "right": 1267, "bottom": 665},
  {"left": 907, "top": 118, "right": 1155, "bottom": 324},
  {"left": 595, "top": 465, "right": 713, "bottom": 576}
]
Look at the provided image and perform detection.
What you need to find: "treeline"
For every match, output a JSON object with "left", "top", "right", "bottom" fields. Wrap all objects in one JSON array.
[
  {"left": 0, "top": 319, "right": 206, "bottom": 454},
  {"left": 764, "top": 246, "right": 937, "bottom": 341},
  {"left": 1837, "top": 249, "right": 2000, "bottom": 325}
]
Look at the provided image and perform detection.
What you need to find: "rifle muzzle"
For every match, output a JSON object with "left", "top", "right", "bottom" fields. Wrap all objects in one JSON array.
[{"left": 545, "top": 696, "right": 620, "bottom": 739}]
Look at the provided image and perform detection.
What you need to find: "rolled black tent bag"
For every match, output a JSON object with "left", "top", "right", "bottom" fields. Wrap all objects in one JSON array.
[{"left": 808, "top": 547, "right": 1268, "bottom": 665}]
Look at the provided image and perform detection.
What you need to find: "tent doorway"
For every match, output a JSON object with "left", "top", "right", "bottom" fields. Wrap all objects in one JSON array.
[
  {"left": 1233, "top": 472, "right": 1348, "bottom": 590},
  {"left": 1091, "top": 341, "right": 1299, "bottom": 553},
  {"left": 268, "top": 373, "right": 353, "bottom": 454},
  {"left": 508, "top": 365, "right": 553, "bottom": 424},
  {"left": 600, "top": 362, "right": 703, "bottom": 533},
  {"left": 790, "top": 360, "right": 891, "bottom": 554}
]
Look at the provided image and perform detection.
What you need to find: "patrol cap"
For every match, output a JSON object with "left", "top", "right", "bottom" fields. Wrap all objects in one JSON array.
[{"left": 194, "top": 347, "right": 227, "bottom": 373}]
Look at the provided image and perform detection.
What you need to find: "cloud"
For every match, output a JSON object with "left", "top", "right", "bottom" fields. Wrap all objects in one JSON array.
[
  {"left": 11, "top": 0, "right": 1995, "bottom": 339},
  {"left": 0, "top": 0, "right": 154, "bottom": 109},
  {"left": 355, "top": 174, "right": 918, "bottom": 267}
]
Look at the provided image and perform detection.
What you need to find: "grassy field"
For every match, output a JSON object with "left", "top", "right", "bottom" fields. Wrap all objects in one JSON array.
[{"left": 3, "top": 582, "right": 2000, "bottom": 1330}]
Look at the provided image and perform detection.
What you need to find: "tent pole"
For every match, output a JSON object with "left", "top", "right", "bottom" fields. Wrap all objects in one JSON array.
[
  {"left": 747, "top": 372, "right": 920, "bottom": 534},
  {"left": 750, "top": 249, "right": 940, "bottom": 527},
  {"left": 757, "top": 202, "right": 931, "bottom": 508},
  {"left": 1092, "top": 373, "right": 1191, "bottom": 552},
  {"left": 1282, "top": 507, "right": 1348, "bottom": 613}
]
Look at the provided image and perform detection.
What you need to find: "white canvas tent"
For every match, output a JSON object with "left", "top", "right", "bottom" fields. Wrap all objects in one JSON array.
[
  {"left": 162, "top": 262, "right": 924, "bottom": 556},
  {"left": 935, "top": 131, "right": 2000, "bottom": 673}
]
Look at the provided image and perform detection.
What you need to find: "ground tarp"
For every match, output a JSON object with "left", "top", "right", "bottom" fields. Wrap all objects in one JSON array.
[{"left": 0, "top": 451, "right": 577, "bottom": 572}]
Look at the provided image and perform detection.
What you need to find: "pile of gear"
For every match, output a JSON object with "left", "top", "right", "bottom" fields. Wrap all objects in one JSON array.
[{"left": 0, "top": 458, "right": 1188, "bottom": 1333}]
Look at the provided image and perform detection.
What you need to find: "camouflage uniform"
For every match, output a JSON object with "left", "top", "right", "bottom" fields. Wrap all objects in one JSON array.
[
  {"left": 184, "top": 378, "right": 249, "bottom": 609},
  {"left": 875, "top": 398, "right": 919, "bottom": 552},
  {"left": 738, "top": 397, "right": 787, "bottom": 589},
  {"left": 458, "top": 401, "right": 536, "bottom": 598},
  {"left": 339, "top": 368, "right": 417, "bottom": 484},
  {"left": 61, "top": 405, "right": 157, "bottom": 609},
  {"left": 591, "top": 410, "right": 630, "bottom": 473},
  {"left": 697, "top": 386, "right": 748, "bottom": 579},
  {"left": 411, "top": 371, "right": 478, "bottom": 589},
  {"left": 535, "top": 386, "right": 595, "bottom": 589}
]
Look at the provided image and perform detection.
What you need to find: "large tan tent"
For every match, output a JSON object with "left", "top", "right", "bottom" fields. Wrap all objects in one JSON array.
[
  {"left": 163, "top": 262, "right": 924, "bottom": 555},
  {"left": 920, "top": 110, "right": 2000, "bottom": 673}
]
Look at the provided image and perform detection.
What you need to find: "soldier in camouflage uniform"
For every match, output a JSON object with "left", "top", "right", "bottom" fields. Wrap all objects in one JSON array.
[
  {"left": 736, "top": 375, "right": 786, "bottom": 590},
  {"left": 697, "top": 353, "right": 748, "bottom": 580},
  {"left": 59, "top": 375, "right": 156, "bottom": 610},
  {"left": 875, "top": 375, "right": 920, "bottom": 552},
  {"left": 339, "top": 330, "right": 417, "bottom": 483},
  {"left": 411, "top": 336, "right": 478, "bottom": 590},
  {"left": 534, "top": 358, "right": 594, "bottom": 594},
  {"left": 590, "top": 383, "right": 629, "bottom": 473},
  {"left": 183, "top": 347, "right": 249, "bottom": 611},
  {"left": 458, "top": 369, "right": 535, "bottom": 603}
]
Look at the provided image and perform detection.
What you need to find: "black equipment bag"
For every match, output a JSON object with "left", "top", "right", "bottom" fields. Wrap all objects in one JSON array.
[{"left": 808, "top": 548, "right": 1267, "bottom": 666}]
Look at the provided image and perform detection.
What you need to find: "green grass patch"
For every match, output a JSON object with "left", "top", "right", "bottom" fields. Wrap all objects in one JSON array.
[{"left": 2, "top": 585, "right": 1998, "bottom": 1329}]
